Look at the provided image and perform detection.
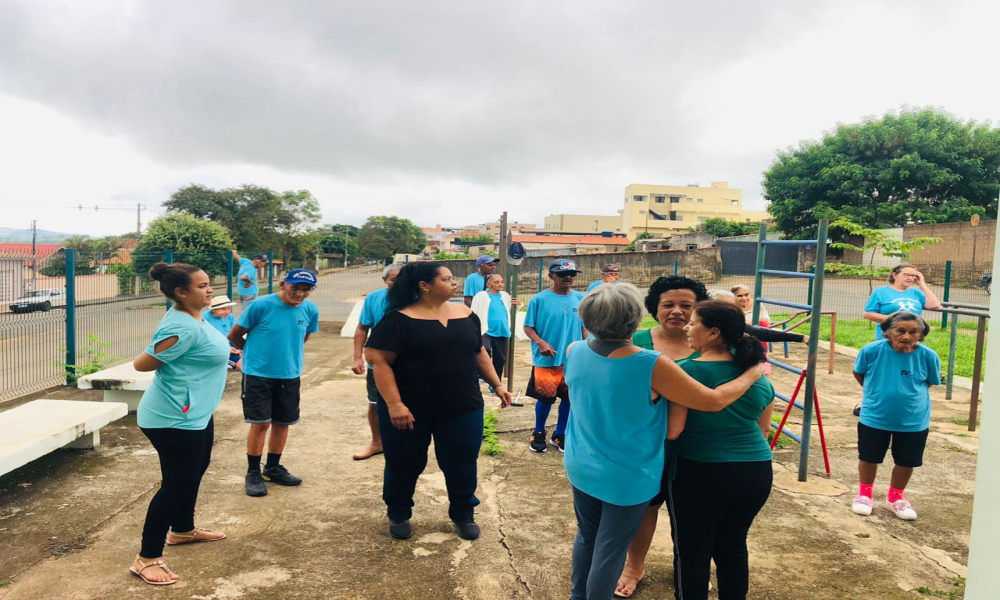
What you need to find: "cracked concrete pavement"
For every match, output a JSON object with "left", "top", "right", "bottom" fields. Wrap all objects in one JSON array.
[{"left": 0, "top": 326, "right": 980, "bottom": 599}]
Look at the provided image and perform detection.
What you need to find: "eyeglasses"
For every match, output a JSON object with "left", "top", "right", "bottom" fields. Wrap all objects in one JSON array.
[
  {"left": 554, "top": 273, "right": 575, "bottom": 279},
  {"left": 285, "top": 287, "right": 315, "bottom": 296}
]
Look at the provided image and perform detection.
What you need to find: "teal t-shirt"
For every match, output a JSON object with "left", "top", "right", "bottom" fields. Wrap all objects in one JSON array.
[
  {"left": 359, "top": 287, "right": 390, "bottom": 328},
  {"left": 203, "top": 311, "right": 234, "bottom": 338},
  {"left": 864, "top": 286, "right": 926, "bottom": 340},
  {"left": 238, "top": 294, "right": 320, "bottom": 379},
  {"left": 586, "top": 279, "right": 620, "bottom": 293},
  {"left": 854, "top": 340, "right": 940, "bottom": 432},
  {"left": 523, "top": 289, "right": 585, "bottom": 367},
  {"left": 564, "top": 343, "right": 664, "bottom": 505},
  {"left": 486, "top": 293, "right": 511, "bottom": 338},
  {"left": 673, "top": 360, "right": 774, "bottom": 463},
  {"left": 237, "top": 258, "right": 259, "bottom": 297},
  {"left": 137, "top": 309, "right": 230, "bottom": 430},
  {"left": 464, "top": 272, "right": 486, "bottom": 297}
]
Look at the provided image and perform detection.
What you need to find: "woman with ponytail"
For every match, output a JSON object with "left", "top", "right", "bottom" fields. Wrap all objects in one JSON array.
[
  {"left": 669, "top": 300, "right": 774, "bottom": 600},
  {"left": 365, "top": 262, "right": 512, "bottom": 541}
]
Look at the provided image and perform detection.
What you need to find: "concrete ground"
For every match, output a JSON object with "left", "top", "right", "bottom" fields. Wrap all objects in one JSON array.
[{"left": 0, "top": 327, "right": 978, "bottom": 599}]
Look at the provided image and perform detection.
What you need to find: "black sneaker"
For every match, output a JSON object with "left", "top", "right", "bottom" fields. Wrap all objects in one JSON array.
[
  {"left": 389, "top": 520, "right": 412, "bottom": 539},
  {"left": 550, "top": 434, "right": 565, "bottom": 453},
  {"left": 262, "top": 464, "right": 302, "bottom": 486},
  {"left": 245, "top": 470, "right": 267, "bottom": 497},
  {"left": 529, "top": 431, "right": 547, "bottom": 453},
  {"left": 454, "top": 520, "right": 480, "bottom": 540}
]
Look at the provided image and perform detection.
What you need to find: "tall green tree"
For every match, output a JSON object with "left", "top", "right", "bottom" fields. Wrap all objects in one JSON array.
[
  {"left": 763, "top": 108, "right": 1000, "bottom": 238},
  {"left": 134, "top": 214, "right": 234, "bottom": 276},
  {"left": 693, "top": 218, "right": 762, "bottom": 238},
  {"left": 357, "top": 216, "right": 427, "bottom": 259},
  {"left": 319, "top": 233, "right": 358, "bottom": 257}
]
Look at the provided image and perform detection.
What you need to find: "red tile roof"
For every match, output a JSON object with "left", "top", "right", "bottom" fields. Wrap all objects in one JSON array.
[
  {"left": 512, "top": 235, "right": 629, "bottom": 246},
  {"left": 0, "top": 243, "right": 63, "bottom": 260}
]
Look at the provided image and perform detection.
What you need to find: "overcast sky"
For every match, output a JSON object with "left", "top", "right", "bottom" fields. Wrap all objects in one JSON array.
[{"left": 0, "top": 0, "right": 997, "bottom": 237}]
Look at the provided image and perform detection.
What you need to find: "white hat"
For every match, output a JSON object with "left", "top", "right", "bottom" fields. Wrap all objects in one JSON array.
[{"left": 209, "top": 296, "right": 236, "bottom": 310}]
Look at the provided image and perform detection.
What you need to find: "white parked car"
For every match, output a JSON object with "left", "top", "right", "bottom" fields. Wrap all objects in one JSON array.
[{"left": 10, "top": 289, "right": 66, "bottom": 313}]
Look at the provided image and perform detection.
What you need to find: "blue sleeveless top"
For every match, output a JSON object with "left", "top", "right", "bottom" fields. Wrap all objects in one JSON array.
[{"left": 564, "top": 343, "right": 664, "bottom": 506}]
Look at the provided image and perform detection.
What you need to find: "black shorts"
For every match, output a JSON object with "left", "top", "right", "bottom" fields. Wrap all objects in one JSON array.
[
  {"left": 242, "top": 374, "right": 301, "bottom": 425},
  {"left": 857, "top": 422, "right": 928, "bottom": 468},
  {"left": 366, "top": 368, "right": 382, "bottom": 405}
]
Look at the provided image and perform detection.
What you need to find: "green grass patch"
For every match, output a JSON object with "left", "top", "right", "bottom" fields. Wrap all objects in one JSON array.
[
  {"left": 482, "top": 410, "right": 502, "bottom": 456},
  {"left": 768, "top": 415, "right": 794, "bottom": 449},
  {"left": 947, "top": 417, "right": 980, "bottom": 428},
  {"left": 916, "top": 576, "right": 965, "bottom": 598},
  {"left": 771, "top": 313, "right": 985, "bottom": 380}
]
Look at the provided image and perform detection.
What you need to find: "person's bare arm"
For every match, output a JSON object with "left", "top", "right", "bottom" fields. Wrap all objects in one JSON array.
[
  {"left": 853, "top": 371, "right": 865, "bottom": 387},
  {"left": 651, "top": 358, "right": 763, "bottom": 412},
  {"left": 304, "top": 333, "right": 312, "bottom": 343},
  {"left": 133, "top": 336, "right": 178, "bottom": 371},
  {"left": 523, "top": 326, "right": 555, "bottom": 356},
  {"left": 365, "top": 348, "right": 414, "bottom": 430},
  {"left": 352, "top": 324, "right": 371, "bottom": 374},
  {"left": 228, "top": 324, "right": 249, "bottom": 350},
  {"left": 863, "top": 311, "right": 888, "bottom": 324},
  {"left": 464, "top": 296, "right": 474, "bottom": 307},
  {"left": 475, "top": 347, "right": 512, "bottom": 407},
  {"left": 758, "top": 401, "right": 775, "bottom": 439},
  {"left": 666, "top": 402, "right": 688, "bottom": 440},
  {"left": 916, "top": 272, "right": 942, "bottom": 309}
]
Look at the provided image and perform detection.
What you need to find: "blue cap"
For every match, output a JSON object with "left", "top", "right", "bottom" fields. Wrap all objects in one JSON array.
[
  {"left": 475, "top": 255, "right": 499, "bottom": 266},
  {"left": 284, "top": 269, "right": 318, "bottom": 286}
]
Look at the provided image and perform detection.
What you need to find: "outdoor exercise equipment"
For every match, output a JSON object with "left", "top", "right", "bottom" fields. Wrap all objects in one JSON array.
[{"left": 751, "top": 219, "right": 830, "bottom": 482}]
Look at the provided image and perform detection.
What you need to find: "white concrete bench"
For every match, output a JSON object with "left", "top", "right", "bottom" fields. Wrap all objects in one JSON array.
[
  {"left": 77, "top": 362, "right": 154, "bottom": 412},
  {"left": 0, "top": 399, "right": 128, "bottom": 477}
]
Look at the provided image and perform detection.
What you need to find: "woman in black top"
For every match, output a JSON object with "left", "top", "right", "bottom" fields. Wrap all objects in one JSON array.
[{"left": 366, "top": 262, "right": 512, "bottom": 541}]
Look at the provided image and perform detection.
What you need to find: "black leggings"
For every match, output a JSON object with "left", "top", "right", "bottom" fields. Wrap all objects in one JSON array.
[
  {"left": 483, "top": 335, "right": 509, "bottom": 380},
  {"left": 139, "top": 418, "right": 214, "bottom": 558},
  {"left": 668, "top": 456, "right": 772, "bottom": 600}
]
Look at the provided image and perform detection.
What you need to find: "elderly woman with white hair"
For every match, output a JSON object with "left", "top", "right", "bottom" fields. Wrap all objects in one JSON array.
[{"left": 562, "top": 283, "right": 763, "bottom": 600}]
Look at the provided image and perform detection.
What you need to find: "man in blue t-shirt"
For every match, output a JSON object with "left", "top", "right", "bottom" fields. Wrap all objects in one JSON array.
[
  {"left": 523, "top": 259, "right": 586, "bottom": 453},
  {"left": 463, "top": 255, "right": 499, "bottom": 306},
  {"left": 351, "top": 263, "right": 403, "bottom": 461},
  {"left": 236, "top": 252, "right": 269, "bottom": 305},
  {"left": 229, "top": 269, "right": 320, "bottom": 497},
  {"left": 586, "top": 263, "right": 621, "bottom": 293}
]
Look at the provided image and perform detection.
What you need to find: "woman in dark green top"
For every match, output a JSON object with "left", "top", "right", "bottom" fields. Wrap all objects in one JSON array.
[{"left": 669, "top": 300, "right": 774, "bottom": 600}]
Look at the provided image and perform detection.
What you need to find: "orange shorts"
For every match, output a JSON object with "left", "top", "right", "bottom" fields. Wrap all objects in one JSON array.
[{"left": 526, "top": 366, "right": 570, "bottom": 405}]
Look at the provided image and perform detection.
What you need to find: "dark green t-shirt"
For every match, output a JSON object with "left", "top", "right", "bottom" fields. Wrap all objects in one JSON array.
[{"left": 673, "top": 359, "right": 774, "bottom": 463}]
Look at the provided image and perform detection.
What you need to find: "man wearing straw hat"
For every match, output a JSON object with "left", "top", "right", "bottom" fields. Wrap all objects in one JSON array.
[{"left": 203, "top": 295, "right": 242, "bottom": 370}]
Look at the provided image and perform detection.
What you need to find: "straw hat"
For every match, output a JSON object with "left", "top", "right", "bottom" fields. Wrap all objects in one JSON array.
[{"left": 209, "top": 296, "right": 236, "bottom": 310}]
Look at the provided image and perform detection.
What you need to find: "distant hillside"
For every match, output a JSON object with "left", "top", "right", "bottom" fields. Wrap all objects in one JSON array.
[{"left": 0, "top": 227, "right": 74, "bottom": 243}]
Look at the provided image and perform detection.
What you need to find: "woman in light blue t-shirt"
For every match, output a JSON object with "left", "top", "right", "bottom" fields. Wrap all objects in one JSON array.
[
  {"left": 863, "top": 265, "right": 941, "bottom": 340},
  {"left": 128, "top": 262, "right": 230, "bottom": 586},
  {"left": 562, "top": 283, "right": 763, "bottom": 600}
]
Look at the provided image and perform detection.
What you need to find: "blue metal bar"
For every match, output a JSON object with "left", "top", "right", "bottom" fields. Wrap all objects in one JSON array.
[
  {"left": 759, "top": 269, "right": 815, "bottom": 279},
  {"left": 775, "top": 428, "right": 802, "bottom": 443},
  {"left": 781, "top": 322, "right": 789, "bottom": 358},
  {"left": 774, "top": 392, "right": 805, "bottom": 411},
  {"left": 751, "top": 223, "right": 767, "bottom": 324},
  {"left": 757, "top": 298, "right": 812, "bottom": 312},
  {"left": 768, "top": 357, "right": 804, "bottom": 375},
  {"left": 761, "top": 240, "right": 817, "bottom": 247},
  {"left": 798, "top": 218, "right": 829, "bottom": 481},
  {"left": 267, "top": 250, "right": 274, "bottom": 294},
  {"left": 226, "top": 250, "right": 234, "bottom": 299},
  {"left": 65, "top": 249, "right": 76, "bottom": 385}
]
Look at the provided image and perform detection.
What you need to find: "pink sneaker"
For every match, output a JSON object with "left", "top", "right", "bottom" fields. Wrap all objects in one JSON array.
[
  {"left": 888, "top": 499, "right": 917, "bottom": 521},
  {"left": 851, "top": 495, "right": 874, "bottom": 516}
]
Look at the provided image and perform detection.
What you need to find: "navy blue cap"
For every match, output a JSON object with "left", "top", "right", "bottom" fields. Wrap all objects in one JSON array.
[{"left": 284, "top": 269, "right": 317, "bottom": 286}]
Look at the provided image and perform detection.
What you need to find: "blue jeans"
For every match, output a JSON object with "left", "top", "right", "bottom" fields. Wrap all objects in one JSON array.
[
  {"left": 376, "top": 401, "right": 483, "bottom": 523},
  {"left": 571, "top": 486, "right": 649, "bottom": 600}
]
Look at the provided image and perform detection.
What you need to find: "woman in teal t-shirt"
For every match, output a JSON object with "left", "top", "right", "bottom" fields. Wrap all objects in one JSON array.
[
  {"left": 863, "top": 265, "right": 941, "bottom": 340},
  {"left": 670, "top": 300, "right": 774, "bottom": 600},
  {"left": 128, "top": 262, "right": 230, "bottom": 586}
]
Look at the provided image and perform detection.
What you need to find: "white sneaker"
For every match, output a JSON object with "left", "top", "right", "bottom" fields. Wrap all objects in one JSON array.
[
  {"left": 851, "top": 495, "right": 874, "bottom": 516},
  {"left": 888, "top": 499, "right": 917, "bottom": 521}
]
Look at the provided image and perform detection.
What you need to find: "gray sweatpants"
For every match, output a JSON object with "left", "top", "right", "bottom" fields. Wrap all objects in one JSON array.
[{"left": 571, "top": 486, "right": 650, "bottom": 600}]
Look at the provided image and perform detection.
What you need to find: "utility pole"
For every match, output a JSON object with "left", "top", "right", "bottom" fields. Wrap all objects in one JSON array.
[
  {"left": 30, "top": 220, "right": 37, "bottom": 292},
  {"left": 137, "top": 203, "right": 143, "bottom": 237}
]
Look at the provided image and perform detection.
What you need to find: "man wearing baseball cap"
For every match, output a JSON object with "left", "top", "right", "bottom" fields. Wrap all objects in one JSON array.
[
  {"left": 233, "top": 251, "right": 269, "bottom": 306},
  {"left": 586, "top": 263, "right": 621, "bottom": 293},
  {"left": 228, "top": 268, "right": 319, "bottom": 497},
  {"left": 523, "top": 259, "right": 586, "bottom": 453},
  {"left": 463, "top": 255, "right": 500, "bottom": 307}
]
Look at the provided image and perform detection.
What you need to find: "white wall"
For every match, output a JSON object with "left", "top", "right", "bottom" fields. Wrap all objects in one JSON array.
[{"left": 965, "top": 220, "right": 1000, "bottom": 599}]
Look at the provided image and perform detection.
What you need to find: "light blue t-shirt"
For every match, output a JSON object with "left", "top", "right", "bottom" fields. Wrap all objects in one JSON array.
[
  {"left": 486, "top": 292, "right": 511, "bottom": 338},
  {"left": 586, "top": 280, "right": 620, "bottom": 293},
  {"left": 237, "top": 258, "right": 259, "bottom": 297},
  {"left": 464, "top": 272, "right": 486, "bottom": 297},
  {"left": 523, "top": 289, "right": 585, "bottom": 367},
  {"left": 864, "top": 286, "right": 927, "bottom": 340},
  {"left": 238, "top": 294, "right": 320, "bottom": 379},
  {"left": 854, "top": 340, "right": 941, "bottom": 432},
  {"left": 359, "top": 287, "right": 390, "bottom": 328},
  {"left": 203, "top": 311, "right": 235, "bottom": 338},
  {"left": 138, "top": 309, "right": 230, "bottom": 430},
  {"left": 564, "top": 343, "right": 664, "bottom": 506}
]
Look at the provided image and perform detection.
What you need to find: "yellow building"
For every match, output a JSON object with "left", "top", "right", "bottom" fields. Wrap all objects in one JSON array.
[
  {"left": 543, "top": 214, "right": 622, "bottom": 233},
  {"left": 621, "top": 182, "right": 765, "bottom": 240}
]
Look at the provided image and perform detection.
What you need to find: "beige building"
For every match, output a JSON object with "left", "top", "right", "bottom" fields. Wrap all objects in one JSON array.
[
  {"left": 621, "top": 182, "right": 766, "bottom": 240},
  {"left": 543, "top": 214, "right": 622, "bottom": 233}
]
